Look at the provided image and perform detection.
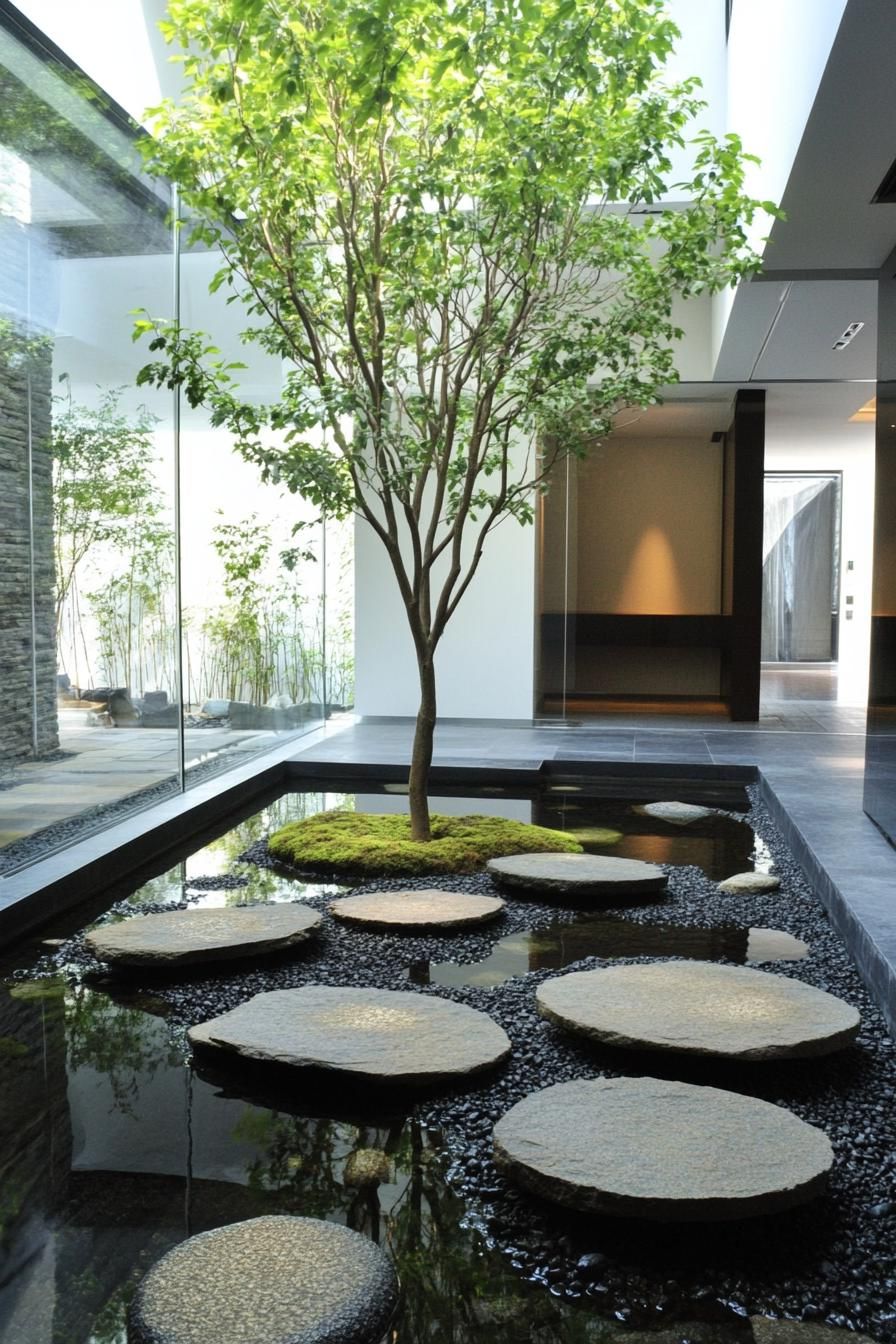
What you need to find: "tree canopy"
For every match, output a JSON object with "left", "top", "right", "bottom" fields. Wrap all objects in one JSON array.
[{"left": 135, "top": 0, "right": 774, "bottom": 837}]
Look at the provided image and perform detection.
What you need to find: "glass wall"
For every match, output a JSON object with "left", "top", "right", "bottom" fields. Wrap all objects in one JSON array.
[
  {"left": 0, "top": 9, "right": 344, "bottom": 876},
  {"left": 536, "top": 381, "right": 875, "bottom": 719}
]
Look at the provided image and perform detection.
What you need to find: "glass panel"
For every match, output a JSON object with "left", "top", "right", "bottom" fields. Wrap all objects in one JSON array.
[
  {"left": 177, "top": 236, "right": 328, "bottom": 787},
  {"left": 536, "top": 391, "right": 735, "bottom": 716},
  {"left": 0, "top": 13, "right": 179, "bottom": 874}
]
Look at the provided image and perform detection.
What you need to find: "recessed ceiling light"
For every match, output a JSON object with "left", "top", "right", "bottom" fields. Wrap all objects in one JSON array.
[{"left": 833, "top": 321, "right": 865, "bottom": 351}]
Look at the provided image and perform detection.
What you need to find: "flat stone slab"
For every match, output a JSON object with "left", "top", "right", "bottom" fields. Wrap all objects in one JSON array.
[
  {"left": 493, "top": 1076, "right": 833, "bottom": 1221},
  {"left": 719, "top": 871, "right": 782, "bottom": 894},
  {"left": 85, "top": 905, "right": 321, "bottom": 968},
  {"left": 329, "top": 888, "right": 505, "bottom": 929},
  {"left": 189, "top": 985, "right": 511, "bottom": 1084},
  {"left": 128, "top": 1214, "right": 398, "bottom": 1344},
  {"left": 486, "top": 852, "right": 667, "bottom": 900},
  {"left": 636, "top": 801, "right": 716, "bottom": 825},
  {"left": 750, "top": 1319, "right": 877, "bottom": 1344},
  {"left": 536, "top": 962, "right": 859, "bottom": 1059}
]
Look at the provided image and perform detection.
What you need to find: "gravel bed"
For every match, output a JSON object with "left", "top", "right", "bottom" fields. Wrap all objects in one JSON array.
[{"left": 16, "top": 785, "right": 896, "bottom": 1340}]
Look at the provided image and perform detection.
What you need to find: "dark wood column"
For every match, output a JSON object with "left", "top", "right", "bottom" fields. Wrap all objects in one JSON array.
[{"left": 726, "top": 388, "right": 766, "bottom": 721}]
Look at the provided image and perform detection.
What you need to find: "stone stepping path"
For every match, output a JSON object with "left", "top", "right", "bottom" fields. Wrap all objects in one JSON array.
[
  {"left": 493, "top": 1076, "right": 833, "bottom": 1221},
  {"left": 189, "top": 985, "right": 511, "bottom": 1084},
  {"left": 487, "top": 852, "right": 667, "bottom": 901},
  {"left": 635, "top": 801, "right": 716, "bottom": 825},
  {"left": 719, "top": 871, "right": 782, "bottom": 893},
  {"left": 536, "top": 962, "right": 859, "bottom": 1059},
  {"left": 85, "top": 904, "right": 321, "bottom": 968},
  {"left": 128, "top": 1214, "right": 398, "bottom": 1344},
  {"left": 330, "top": 888, "right": 504, "bottom": 929}
]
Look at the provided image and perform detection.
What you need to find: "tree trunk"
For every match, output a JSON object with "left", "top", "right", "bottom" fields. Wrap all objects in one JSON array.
[{"left": 408, "top": 655, "right": 436, "bottom": 841}]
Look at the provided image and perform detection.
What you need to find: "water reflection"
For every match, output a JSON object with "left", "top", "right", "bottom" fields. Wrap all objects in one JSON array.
[
  {"left": 2, "top": 981, "right": 667, "bottom": 1344},
  {"left": 409, "top": 918, "right": 808, "bottom": 989},
  {"left": 536, "top": 796, "right": 763, "bottom": 882}
]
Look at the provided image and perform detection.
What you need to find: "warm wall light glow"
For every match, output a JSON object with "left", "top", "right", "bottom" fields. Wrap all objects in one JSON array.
[
  {"left": 616, "top": 527, "right": 684, "bottom": 613},
  {"left": 849, "top": 397, "right": 876, "bottom": 423}
]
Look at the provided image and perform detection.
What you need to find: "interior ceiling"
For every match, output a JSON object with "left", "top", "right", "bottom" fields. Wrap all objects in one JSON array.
[
  {"left": 716, "top": 0, "right": 896, "bottom": 385},
  {"left": 613, "top": 381, "right": 873, "bottom": 441}
]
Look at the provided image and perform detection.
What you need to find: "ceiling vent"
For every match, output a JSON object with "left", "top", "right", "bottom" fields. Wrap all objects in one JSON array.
[{"left": 833, "top": 321, "right": 865, "bottom": 351}]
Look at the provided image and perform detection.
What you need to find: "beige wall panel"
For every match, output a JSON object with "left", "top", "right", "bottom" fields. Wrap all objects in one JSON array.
[{"left": 573, "top": 439, "right": 723, "bottom": 615}]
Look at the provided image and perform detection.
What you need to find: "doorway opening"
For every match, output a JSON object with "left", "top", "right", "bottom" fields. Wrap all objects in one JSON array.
[{"left": 761, "top": 472, "right": 841, "bottom": 703}]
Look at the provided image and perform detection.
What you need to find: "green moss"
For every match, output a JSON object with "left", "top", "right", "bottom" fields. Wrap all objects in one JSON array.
[{"left": 268, "top": 810, "right": 583, "bottom": 877}]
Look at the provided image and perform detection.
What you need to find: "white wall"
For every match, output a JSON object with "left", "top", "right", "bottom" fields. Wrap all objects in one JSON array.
[
  {"left": 763, "top": 386, "right": 874, "bottom": 705},
  {"left": 354, "top": 490, "right": 536, "bottom": 721}
]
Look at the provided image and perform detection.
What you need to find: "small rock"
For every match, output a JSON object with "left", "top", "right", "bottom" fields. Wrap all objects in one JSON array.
[
  {"left": 343, "top": 1148, "right": 391, "bottom": 1188},
  {"left": 636, "top": 801, "right": 716, "bottom": 825},
  {"left": 719, "top": 872, "right": 782, "bottom": 894}
]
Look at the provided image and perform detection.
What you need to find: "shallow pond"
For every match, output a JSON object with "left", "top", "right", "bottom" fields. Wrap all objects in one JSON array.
[{"left": 0, "top": 782, "right": 884, "bottom": 1343}]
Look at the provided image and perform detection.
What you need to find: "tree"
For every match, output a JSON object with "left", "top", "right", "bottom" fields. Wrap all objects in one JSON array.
[
  {"left": 134, "top": 0, "right": 773, "bottom": 840},
  {"left": 52, "top": 381, "right": 166, "bottom": 686}
]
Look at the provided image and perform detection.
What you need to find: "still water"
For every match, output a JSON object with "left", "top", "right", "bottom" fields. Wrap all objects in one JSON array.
[{"left": 0, "top": 785, "right": 766, "bottom": 1343}]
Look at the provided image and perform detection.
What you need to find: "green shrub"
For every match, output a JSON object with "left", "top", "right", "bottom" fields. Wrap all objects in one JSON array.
[{"left": 268, "top": 810, "right": 582, "bottom": 877}]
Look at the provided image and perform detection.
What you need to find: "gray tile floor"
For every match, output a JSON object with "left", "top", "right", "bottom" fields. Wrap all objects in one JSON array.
[{"left": 290, "top": 698, "right": 896, "bottom": 1036}]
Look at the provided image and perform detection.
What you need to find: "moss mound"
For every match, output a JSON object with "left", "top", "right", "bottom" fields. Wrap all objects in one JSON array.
[{"left": 267, "top": 810, "right": 583, "bottom": 877}]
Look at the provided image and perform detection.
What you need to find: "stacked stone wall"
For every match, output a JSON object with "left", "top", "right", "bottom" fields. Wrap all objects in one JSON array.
[{"left": 0, "top": 215, "right": 59, "bottom": 762}]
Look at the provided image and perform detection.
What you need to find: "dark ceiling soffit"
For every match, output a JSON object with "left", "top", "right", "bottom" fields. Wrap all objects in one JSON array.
[
  {"left": 872, "top": 157, "right": 896, "bottom": 204},
  {"left": 755, "top": 268, "right": 881, "bottom": 282}
]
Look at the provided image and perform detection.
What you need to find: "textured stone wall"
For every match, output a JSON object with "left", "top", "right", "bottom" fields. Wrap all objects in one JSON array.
[{"left": 0, "top": 216, "right": 59, "bottom": 762}]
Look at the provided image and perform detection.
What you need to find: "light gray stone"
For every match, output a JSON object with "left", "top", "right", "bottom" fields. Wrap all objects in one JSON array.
[
  {"left": 189, "top": 985, "right": 511, "bottom": 1084},
  {"left": 636, "top": 801, "right": 716, "bottom": 825},
  {"left": 750, "top": 1318, "right": 877, "bottom": 1343},
  {"left": 127, "top": 1214, "right": 398, "bottom": 1344},
  {"left": 486, "top": 852, "right": 667, "bottom": 900},
  {"left": 719, "top": 871, "right": 783, "bottom": 894},
  {"left": 493, "top": 1076, "right": 833, "bottom": 1222},
  {"left": 85, "top": 904, "right": 321, "bottom": 968},
  {"left": 330, "top": 888, "right": 505, "bottom": 929},
  {"left": 536, "top": 961, "right": 859, "bottom": 1059},
  {"left": 746, "top": 928, "right": 809, "bottom": 962}
]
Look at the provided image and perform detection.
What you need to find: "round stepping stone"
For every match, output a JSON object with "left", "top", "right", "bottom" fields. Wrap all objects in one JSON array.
[
  {"left": 127, "top": 1214, "right": 398, "bottom": 1344},
  {"left": 536, "top": 962, "right": 859, "bottom": 1059},
  {"left": 746, "top": 928, "right": 809, "bottom": 962},
  {"left": 85, "top": 904, "right": 321, "bottom": 968},
  {"left": 486, "top": 852, "right": 667, "bottom": 901},
  {"left": 636, "top": 801, "right": 715, "bottom": 825},
  {"left": 493, "top": 1076, "right": 833, "bottom": 1221},
  {"left": 329, "top": 888, "right": 505, "bottom": 930},
  {"left": 189, "top": 985, "right": 511, "bottom": 1084},
  {"left": 719, "top": 870, "right": 782, "bottom": 894}
]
